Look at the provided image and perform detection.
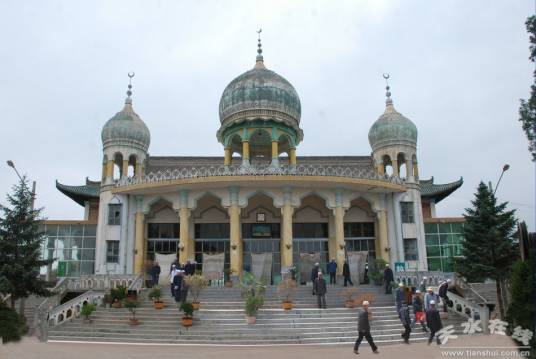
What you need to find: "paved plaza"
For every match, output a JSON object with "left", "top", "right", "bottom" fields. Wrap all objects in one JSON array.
[{"left": 0, "top": 334, "right": 524, "bottom": 359}]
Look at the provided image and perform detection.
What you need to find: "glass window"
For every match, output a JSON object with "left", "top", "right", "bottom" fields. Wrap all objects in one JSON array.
[
  {"left": 424, "top": 223, "right": 438, "bottom": 234},
  {"left": 80, "top": 261, "right": 94, "bottom": 275},
  {"left": 426, "top": 234, "right": 439, "bottom": 245},
  {"left": 437, "top": 223, "right": 451, "bottom": 233},
  {"left": 58, "top": 225, "right": 70, "bottom": 236},
  {"left": 403, "top": 238, "right": 418, "bottom": 260},
  {"left": 400, "top": 202, "right": 415, "bottom": 224},
  {"left": 195, "top": 223, "right": 230, "bottom": 239},
  {"left": 107, "top": 204, "right": 122, "bottom": 225},
  {"left": 67, "top": 261, "right": 80, "bottom": 277},
  {"left": 46, "top": 225, "right": 59, "bottom": 236},
  {"left": 84, "top": 225, "right": 97, "bottom": 236},
  {"left": 71, "top": 225, "right": 83, "bottom": 236},
  {"left": 83, "top": 237, "right": 96, "bottom": 248},
  {"left": 106, "top": 241, "right": 120, "bottom": 263},
  {"left": 363, "top": 223, "right": 375, "bottom": 237},
  {"left": 293, "top": 223, "right": 328, "bottom": 238},
  {"left": 427, "top": 257, "right": 442, "bottom": 271},
  {"left": 450, "top": 223, "right": 464, "bottom": 233},
  {"left": 81, "top": 249, "right": 95, "bottom": 260},
  {"left": 426, "top": 245, "right": 440, "bottom": 257}
]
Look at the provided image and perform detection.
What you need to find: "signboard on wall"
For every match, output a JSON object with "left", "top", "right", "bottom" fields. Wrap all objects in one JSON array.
[
  {"left": 394, "top": 262, "right": 406, "bottom": 272},
  {"left": 57, "top": 261, "right": 67, "bottom": 277},
  {"left": 252, "top": 224, "right": 271, "bottom": 237}
]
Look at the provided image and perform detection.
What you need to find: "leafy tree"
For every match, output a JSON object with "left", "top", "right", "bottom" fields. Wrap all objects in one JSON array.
[
  {"left": 0, "top": 300, "right": 26, "bottom": 343},
  {"left": 519, "top": 15, "right": 536, "bottom": 161},
  {"left": 456, "top": 182, "right": 518, "bottom": 319},
  {"left": 0, "top": 177, "right": 53, "bottom": 317}
]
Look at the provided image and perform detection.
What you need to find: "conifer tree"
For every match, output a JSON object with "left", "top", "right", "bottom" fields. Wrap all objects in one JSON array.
[
  {"left": 456, "top": 182, "right": 518, "bottom": 319},
  {"left": 0, "top": 177, "right": 53, "bottom": 317},
  {"left": 519, "top": 15, "right": 536, "bottom": 161}
]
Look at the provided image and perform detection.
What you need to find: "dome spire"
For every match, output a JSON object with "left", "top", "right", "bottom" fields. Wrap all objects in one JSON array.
[
  {"left": 125, "top": 71, "right": 135, "bottom": 105},
  {"left": 254, "top": 28, "right": 265, "bottom": 69},
  {"left": 383, "top": 73, "right": 395, "bottom": 113}
]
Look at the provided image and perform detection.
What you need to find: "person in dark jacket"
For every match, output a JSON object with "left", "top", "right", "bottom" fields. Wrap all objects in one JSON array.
[
  {"left": 311, "top": 263, "right": 320, "bottom": 294},
  {"left": 343, "top": 260, "right": 353, "bottom": 287},
  {"left": 412, "top": 290, "right": 427, "bottom": 332},
  {"left": 172, "top": 270, "right": 183, "bottom": 302},
  {"left": 354, "top": 301, "right": 379, "bottom": 354},
  {"left": 419, "top": 276, "right": 427, "bottom": 292},
  {"left": 151, "top": 262, "right": 161, "bottom": 287},
  {"left": 383, "top": 264, "right": 394, "bottom": 294},
  {"left": 180, "top": 271, "right": 189, "bottom": 303},
  {"left": 399, "top": 303, "right": 411, "bottom": 344},
  {"left": 395, "top": 283, "right": 405, "bottom": 313},
  {"left": 327, "top": 259, "right": 337, "bottom": 285},
  {"left": 426, "top": 301, "right": 443, "bottom": 345},
  {"left": 314, "top": 272, "right": 327, "bottom": 309},
  {"left": 438, "top": 279, "right": 451, "bottom": 313}
]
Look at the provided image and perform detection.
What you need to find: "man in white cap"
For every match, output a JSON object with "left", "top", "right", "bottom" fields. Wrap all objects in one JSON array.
[
  {"left": 314, "top": 272, "right": 327, "bottom": 309},
  {"left": 354, "top": 301, "right": 378, "bottom": 354},
  {"left": 425, "top": 300, "right": 442, "bottom": 345},
  {"left": 412, "top": 289, "right": 427, "bottom": 331},
  {"left": 424, "top": 287, "right": 439, "bottom": 311},
  {"left": 438, "top": 279, "right": 451, "bottom": 313},
  {"left": 419, "top": 276, "right": 427, "bottom": 292}
]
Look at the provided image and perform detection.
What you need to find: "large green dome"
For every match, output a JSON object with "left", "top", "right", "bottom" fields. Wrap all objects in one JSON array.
[
  {"left": 218, "top": 58, "right": 302, "bottom": 136},
  {"left": 368, "top": 99, "right": 417, "bottom": 151},
  {"left": 101, "top": 98, "right": 150, "bottom": 151}
]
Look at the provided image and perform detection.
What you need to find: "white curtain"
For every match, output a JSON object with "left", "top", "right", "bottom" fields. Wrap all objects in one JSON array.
[
  {"left": 154, "top": 253, "right": 177, "bottom": 284},
  {"left": 347, "top": 251, "right": 369, "bottom": 285},
  {"left": 202, "top": 253, "right": 225, "bottom": 280},
  {"left": 251, "top": 253, "right": 273, "bottom": 284}
]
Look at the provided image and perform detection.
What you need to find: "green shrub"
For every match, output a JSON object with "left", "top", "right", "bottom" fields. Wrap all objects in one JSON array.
[
  {"left": 80, "top": 303, "right": 96, "bottom": 320},
  {"left": 180, "top": 302, "right": 194, "bottom": 318},
  {"left": 0, "top": 301, "right": 26, "bottom": 343},
  {"left": 148, "top": 287, "right": 161, "bottom": 302},
  {"left": 111, "top": 285, "right": 127, "bottom": 302},
  {"left": 244, "top": 295, "right": 264, "bottom": 317}
]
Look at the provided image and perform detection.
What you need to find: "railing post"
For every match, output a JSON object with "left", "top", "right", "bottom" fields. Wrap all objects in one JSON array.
[{"left": 480, "top": 304, "right": 490, "bottom": 334}]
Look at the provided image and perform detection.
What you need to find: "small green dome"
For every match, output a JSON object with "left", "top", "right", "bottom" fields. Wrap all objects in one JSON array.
[
  {"left": 218, "top": 58, "right": 301, "bottom": 135},
  {"left": 368, "top": 99, "right": 417, "bottom": 151},
  {"left": 101, "top": 98, "right": 150, "bottom": 151}
]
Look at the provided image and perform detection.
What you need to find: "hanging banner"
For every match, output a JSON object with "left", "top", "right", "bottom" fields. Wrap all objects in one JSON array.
[
  {"left": 347, "top": 251, "right": 369, "bottom": 284},
  {"left": 299, "top": 252, "right": 320, "bottom": 284},
  {"left": 251, "top": 252, "right": 273, "bottom": 284},
  {"left": 202, "top": 253, "right": 225, "bottom": 280},
  {"left": 57, "top": 261, "right": 67, "bottom": 277}
]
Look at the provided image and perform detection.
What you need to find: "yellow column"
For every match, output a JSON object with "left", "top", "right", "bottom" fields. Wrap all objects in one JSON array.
[
  {"left": 179, "top": 207, "right": 191, "bottom": 264},
  {"left": 178, "top": 190, "right": 192, "bottom": 264},
  {"left": 289, "top": 147, "right": 297, "bottom": 165},
  {"left": 405, "top": 159, "right": 411, "bottom": 178},
  {"left": 224, "top": 147, "right": 232, "bottom": 166},
  {"left": 377, "top": 210, "right": 390, "bottom": 262},
  {"left": 101, "top": 163, "right": 107, "bottom": 181},
  {"left": 378, "top": 163, "right": 385, "bottom": 176},
  {"left": 334, "top": 206, "right": 346, "bottom": 275},
  {"left": 413, "top": 162, "right": 419, "bottom": 178},
  {"left": 242, "top": 141, "right": 250, "bottom": 162},
  {"left": 281, "top": 204, "right": 294, "bottom": 268},
  {"left": 392, "top": 159, "right": 399, "bottom": 176},
  {"left": 134, "top": 162, "right": 141, "bottom": 178},
  {"left": 122, "top": 160, "right": 129, "bottom": 178},
  {"left": 271, "top": 140, "right": 278, "bottom": 158},
  {"left": 106, "top": 160, "right": 114, "bottom": 179},
  {"left": 229, "top": 187, "right": 242, "bottom": 276},
  {"left": 134, "top": 211, "right": 145, "bottom": 274}
]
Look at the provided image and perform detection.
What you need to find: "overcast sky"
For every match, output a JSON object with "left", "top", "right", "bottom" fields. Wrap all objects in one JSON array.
[{"left": 1, "top": 0, "right": 534, "bottom": 230}]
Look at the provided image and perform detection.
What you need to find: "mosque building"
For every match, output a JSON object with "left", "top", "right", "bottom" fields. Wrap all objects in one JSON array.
[{"left": 47, "top": 36, "right": 463, "bottom": 281}]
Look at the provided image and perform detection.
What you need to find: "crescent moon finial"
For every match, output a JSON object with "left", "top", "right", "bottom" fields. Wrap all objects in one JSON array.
[
  {"left": 126, "top": 71, "right": 135, "bottom": 99},
  {"left": 382, "top": 73, "right": 390, "bottom": 80}
]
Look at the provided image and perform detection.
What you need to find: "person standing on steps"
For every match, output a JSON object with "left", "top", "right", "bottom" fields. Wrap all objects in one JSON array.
[
  {"left": 412, "top": 289, "right": 427, "bottom": 332},
  {"left": 426, "top": 300, "right": 443, "bottom": 345},
  {"left": 399, "top": 302, "right": 412, "bottom": 344},
  {"left": 180, "top": 270, "right": 189, "bottom": 303},
  {"left": 383, "top": 264, "right": 394, "bottom": 294},
  {"left": 438, "top": 279, "right": 451, "bottom": 313},
  {"left": 424, "top": 287, "right": 439, "bottom": 311},
  {"left": 327, "top": 259, "right": 337, "bottom": 285},
  {"left": 395, "top": 283, "right": 405, "bottom": 314},
  {"left": 151, "top": 262, "right": 161, "bottom": 287},
  {"left": 172, "top": 269, "right": 183, "bottom": 303},
  {"left": 311, "top": 263, "right": 320, "bottom": 294},
  {"left": 419, "top": 276, "right": 427, "bottom": 292},
  {"left": 353, "top": 301, "right": 379, "bottom": 355},
  {"left": 169, "top": 264, "right": 178, "bottom": 297},
  {"left": 343, "top": 259, "right": 353, "bottom": 287},
  {"left": 314, "top": 272, "right": 327, "bottom": 309}
]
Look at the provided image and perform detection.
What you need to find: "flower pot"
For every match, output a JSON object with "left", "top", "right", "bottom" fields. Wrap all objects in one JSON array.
[
  {"left": 440, "top": 312, "right": 448, "bottom": 320},
  {"left": 245, "top": 315, "right": 256, "bottom": 324},
  {"left": 153, "top": 301, "right": 164, "bottom": 310},
  {"left": 192, "top": 301, "right": 200, "bottom": 310},
  {"left": 225, "top": 281, "right": 233, "bottom": 288},
  {"left": 111, "top": 300, "right": 122, "bottom": 309},
  {"left": 181, "top": 317, "right": 193, "bottom": 327},
  {"left": 345, "top": 300, "right": 355, "bottom": 309},
  {"left": 129, "top": 318, "right": 140, "bottom": 326},
  {"left": 282, "top": 301, "right": 293, "bottom": 310}
]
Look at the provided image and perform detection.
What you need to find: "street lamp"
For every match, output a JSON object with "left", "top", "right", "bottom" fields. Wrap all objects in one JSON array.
[
  {"left": 493, "top": 164, "right": 510, "bottom": 196},
  {"left": 6, "top": 160, "right": 36, "bottom": 209}
]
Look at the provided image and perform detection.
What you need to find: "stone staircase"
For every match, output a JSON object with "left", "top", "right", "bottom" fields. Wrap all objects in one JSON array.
[{"left": 48, "top": 284, "right": 467, "bottom": 345}]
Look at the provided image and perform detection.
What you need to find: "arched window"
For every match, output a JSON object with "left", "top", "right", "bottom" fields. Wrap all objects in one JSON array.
[
  {"left": 397, "top": 153, "right": 407, "bottom": 178},
  {"left": 128, "top": 154, "right": 137, "bottom": 177},
  {"left": 382, "top": 155, "right": 393, "bottom": 176},
  {"left": 113, "top": 153, "right": 123, "bottom": 180}
]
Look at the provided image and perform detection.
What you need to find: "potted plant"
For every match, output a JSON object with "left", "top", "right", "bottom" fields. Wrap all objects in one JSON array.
[
  {"left": 180, "top": 301, "right": 194, "bottom": 327},
  {"left": 148, "top": 287, "right": 164, "bottom": 310},
  {"left": 244, "top": 294, "right": 264, "bottom": 324},
  {"left": 123, "top": 298, "right": 140, "bottom": 325},
  {"left": 340, "top": 288, "right": 358, "bottom": 308},
  {"left": 80, "top": 303, "right": 96, "bottom": 324},
  {"left": 277, "top": 278, "right": 297, "bottom": 310},
  {"left": 103, "top": 293, "right": 113, "bottom": 308},
  {"left": 110, "top": 285, "right": 127, "bottom": 308},
  {"left": 184, "top": 274, "right": 208, "bottom": 310},
  {"left": 224, "top": 269, "right": 234, "bottom": 287}
]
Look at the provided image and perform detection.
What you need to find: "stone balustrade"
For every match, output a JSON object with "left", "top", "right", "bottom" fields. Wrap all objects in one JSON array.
[
  {"left": 66, "top": 274, "right": 143, "bottom": 291},
  {"left": 394, "top": 271, "right": 454, "bottom": 288},
  {"left": 47, "top": 290, "right": 104, "bottom": 327},
  {"left": 116, "top": 164, "right": 404, "bottom": 187}
]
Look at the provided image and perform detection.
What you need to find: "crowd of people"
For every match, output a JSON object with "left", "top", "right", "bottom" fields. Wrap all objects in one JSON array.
[{"left": 147, "top": 259, "right": 197, "bottom": 304}]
